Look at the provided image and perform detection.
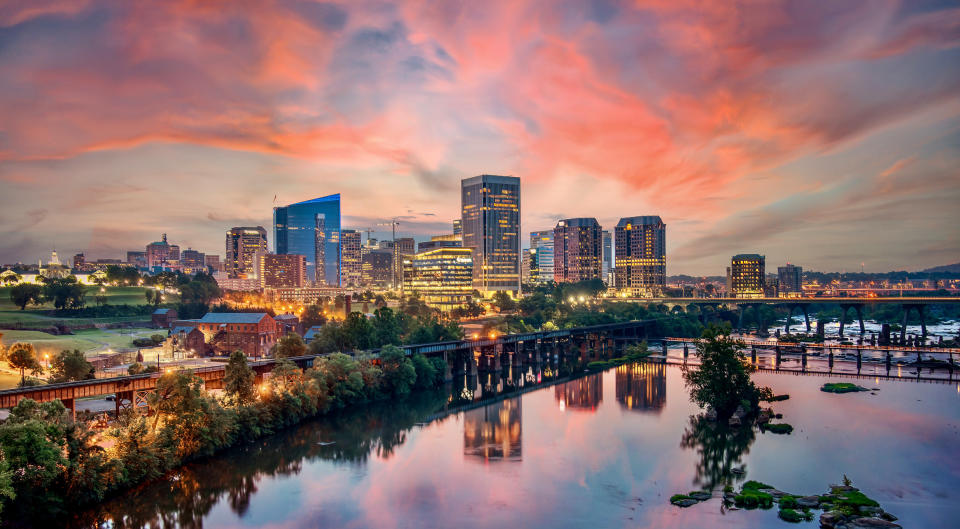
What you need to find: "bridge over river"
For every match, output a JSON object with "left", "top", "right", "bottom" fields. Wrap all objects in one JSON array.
[{"left": 0, "top": 319, "right": 656, "bottom": 418}]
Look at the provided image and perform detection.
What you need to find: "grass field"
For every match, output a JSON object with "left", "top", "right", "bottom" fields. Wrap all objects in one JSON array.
[
  {"left": 0, "top": 286, "right": 178, "bottom": 325},
  {"left": 0, "top": 327, "right": 159, "bottom": 357}
]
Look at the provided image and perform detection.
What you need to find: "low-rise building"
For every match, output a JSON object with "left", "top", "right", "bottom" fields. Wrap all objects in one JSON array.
[
  {"left": 191, "top": 312, "right": 281, "bottom": 357},
  {"left": 152, "top": 308, "right": 178, "bottom": 328}
]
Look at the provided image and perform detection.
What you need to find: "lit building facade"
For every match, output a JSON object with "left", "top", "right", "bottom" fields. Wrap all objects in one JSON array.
[
  {"left": 728, "top": 254, "right": 766, "bottom": 298},
  {"left": 361, "top": 250, "right": 393, "bottom": 287},
  {"left": 340, "top": 229, "right": 363, "bottom": 287},
  {"left": 553, "top": 218, "right": 602, "bottom": 283},
  {"left": 529, "top": 230, "right": 554, "bottom": 283},
  {"left": 417, "top": 234, "right": 462, "bottom": 252},
  {"left": 258, "top": 253, "right": 307, "bottom": 288},
  {"left": 146, "top": 233, "right": 180, "bottom": 268},
  {"left": 274, "top": 194, "right": 341, "bottom": 286},
  {"left": 180, "top": 249, "right": 206, "bottom": 274},
  {"left": 461, "top": 175, "right": 521, "bottom": 294},
  {"left": 614, "top": 216, "right": 666, "bottom": 296},
  {"left": 225, "top": 226, "right": 268, "bottom": 279},
  {"left": 204, "top": 254, "right": 221, "bottom": 272},
  {"left": 393, "top": 237, "right": 415, "bottom": 289},
  {"left": 402, "top": 248, "right": 474, "bottom": 310},
  {"left": 602, "top": 230, "right": 612, "bottom": 285},
  {"left": 126, "top": 251, "right": 147, "bottom": 268},
  {"left": 778, "top": 264, "right": 803, "bottom": 297}
]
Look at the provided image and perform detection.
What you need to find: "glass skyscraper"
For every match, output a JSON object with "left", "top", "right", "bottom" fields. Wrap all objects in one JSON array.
[
  {"left": 274, "top": 194, "right": 341, "bottom": 286},
  {"left": 461, "top": 175, "right": 520, "bottom": 293},
  {"left": 615, "top": 216, "right": 666, "bottom": 296}
]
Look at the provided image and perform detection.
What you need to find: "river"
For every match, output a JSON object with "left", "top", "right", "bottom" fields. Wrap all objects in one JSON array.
[{"left": 70, "top": 363, "right": 960, "bottom": 528}]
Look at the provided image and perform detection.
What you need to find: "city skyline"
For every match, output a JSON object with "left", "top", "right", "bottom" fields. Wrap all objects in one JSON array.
[{"left": 1, "top": 1, "right": 958, "bottom": 274}]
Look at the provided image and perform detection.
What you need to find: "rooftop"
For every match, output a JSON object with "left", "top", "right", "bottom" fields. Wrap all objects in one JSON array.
[
  {"left": 198, "top": 312, "right": 270, "bottom": 324},
  {"left": 616, "top": 216, "right": 664, "bottom": 228},
  {"left": 287, "top": 193, "right": 340, "bottom": 206}
]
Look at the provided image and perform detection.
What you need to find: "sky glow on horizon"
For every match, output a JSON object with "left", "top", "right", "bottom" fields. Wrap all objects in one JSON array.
[{"left": 0, "top": 0, "right": 958, "bottom": 274}]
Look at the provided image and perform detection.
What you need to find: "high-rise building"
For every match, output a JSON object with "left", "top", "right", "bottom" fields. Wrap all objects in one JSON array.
[
  {"left": 452, "top": 219, "right": 462, "bottom": 236},
  {"left": 258, "top": 253, "right": 307, "bottom": 288},
  {"left": 417, "top": 234, "right": 462, "bottom": 252},
  {"left": 146, "top": 234, "right": 179, "bottom": 268},
  {"left": 553, "top": 218, "right": 602, "bottom": 283},
  {"left": 225, "top": 227, "right": 268, "bottom": 279},
  {"left": 274, "top": 194, "right": 342, "bottom": 285},
  {"left": 728, "top": 254, "right": 765, "bottom": 298},
  {"left": 614, "top": 216, "right": 666, "bottom": 296},
  {"left": 361, "top": 250, "right": 393, "bottom": 287},
  {"left": 529, "top": 231, "right": 554, "bottom": 283},
  {"left": 180, "top": 249, "right": 206, "bottom": 274},
  {"left": 402, "top": 248, "right": 474, "bottom": 311},
  {"left": 72, "top": 253, "right": 86, "bottom": 271},
  {"left": 461, "top": 175, "right": 521, "bottom": 294},
  {"left": 778, "top": 264, "right": 803, "bottom": 297},
  {"left": 340, "top": 229, "right": 363, "bottom": 287},
  {"left": 204, "top": 254, "right": 221, "bottom": 272},
  {"left": 393, "top": 237, "right": 415, "bottom": 289},
  {"left": 602, "top": 230, "right": 612, "bottom": 285}
]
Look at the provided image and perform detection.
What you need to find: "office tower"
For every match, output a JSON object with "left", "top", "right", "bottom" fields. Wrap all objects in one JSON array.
[
  {"left": 146, "top": 233, "right": 179, "bottom": 268},
  {"left": 361, "top": 250, "right": 393, "bottom": 287},
  {"left": 602, "top": 230, "right": 612, "bottom": 285},
  {"left": 529, "top": 230, "right": 554, "bottom": 283},
  {"left": 461, "top": 174, "right": 521, "bottom": 293},
  {"left": 258, "top": 253, "right": 307, "bottom": 288},
  {"left": 72, "top": 253, "right": 86, "bottom": 271},
  {"left": 553, "top": 218, "right": 603, "bottom": 283},
  {"left": 729, "top": 254, "right": 766, "bottom": 298},
  {"left": 418, "top": 234, "right": 462, "bottom": 252},
  {"left": 341, "top": 229, "right": 363, "bottom": 287},
  {"left": 225, "top": 227, "right": 268, "bottom": 279},
  {"left": 521, "top": 248, "right": 532, "bottom": 284},
  {"left": 180, "top": 249, "right": 205, "bottom": 274},
  {"left": 453, "top": 219, "right": 462, "bottom": 236},
  {"left": 393, "top": 237, "right": 415, "bottom": 289},
  {"left": 274, "top": 194, "right": 341, "bottom": 285},
  {"left": 204, "top": 254, "right": 221, "bottom": 272},
  {"left": 614, "top": 216, "right": 666, "bottom": 296},
  {"left": 778, "top": 264, "right": 803, "bottom": 297},
  {"left": 402, "top": 248, "right": 474, "bottom": 311}
]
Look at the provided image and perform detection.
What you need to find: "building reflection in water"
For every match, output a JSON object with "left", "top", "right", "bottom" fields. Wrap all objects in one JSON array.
[
  {"left": 463, "top": 397, "right": 522, "bottom": 462},
  {"left": 615, "top": 362, "right": 666, "bottom": 413},
  {"left": 555, "top": 373, "right": 602, "bottom": 412}
]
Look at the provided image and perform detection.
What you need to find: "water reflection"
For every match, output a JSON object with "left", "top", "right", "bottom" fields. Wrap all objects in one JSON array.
[
  {"left": 615, "top": 363, "right": 667, "bottom": 413},
  {"left": 679, "top": 415, "right": 756, "bottom": 491},
  {"left": 555, "top": 373, "right": 602, "bottom": 412},
  {"left": 463, "top": 398, "right": 523, "bottom": 463}
]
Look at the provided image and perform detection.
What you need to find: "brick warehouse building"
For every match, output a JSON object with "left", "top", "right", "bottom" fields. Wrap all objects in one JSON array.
[{"left": 188, "top": 312, "right": 281, "bottom": 358}]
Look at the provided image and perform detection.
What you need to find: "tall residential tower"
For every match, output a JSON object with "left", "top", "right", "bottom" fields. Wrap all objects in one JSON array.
[
  {"left": 614, "top": 216, "right": 666, "bottom": 296},
  {"left": 225, "top": 227, "right": 267, "bottom": 278},
  {"left": 553, "top": 218, "right": 603, "bottom": 283}
]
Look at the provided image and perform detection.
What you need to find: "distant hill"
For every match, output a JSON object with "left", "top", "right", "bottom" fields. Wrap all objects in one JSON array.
[{"left": 920, "top": 263, "right": 960, "bottom": 274}]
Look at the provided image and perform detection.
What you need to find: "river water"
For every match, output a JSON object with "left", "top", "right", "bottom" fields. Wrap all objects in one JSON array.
[{"left": 72, "top": 363, "right": 960, "bottom": 529}]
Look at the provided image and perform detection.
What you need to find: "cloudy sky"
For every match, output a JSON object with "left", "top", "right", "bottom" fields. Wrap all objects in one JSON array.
[{"left": 1, "top": 0, "right": 958, "bottom": 274}]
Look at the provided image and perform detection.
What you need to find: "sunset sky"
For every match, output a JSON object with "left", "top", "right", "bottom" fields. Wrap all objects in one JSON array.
[{"left": 1, "top": 0, "right": 958, "bottom": 275}]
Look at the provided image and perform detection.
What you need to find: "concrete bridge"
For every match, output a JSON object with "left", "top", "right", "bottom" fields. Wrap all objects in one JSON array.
[
  {"left": 0, "top": 319, "right": 655, "bottom": 418},
  {"left": 613, "top": 296, "right": 960, "bottom": 341}
]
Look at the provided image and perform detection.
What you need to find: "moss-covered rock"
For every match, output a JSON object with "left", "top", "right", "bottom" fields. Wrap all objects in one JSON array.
[
  {"left": 764, "top": 423, "right": 794, "bottom": 434},
  {"left": 821, "top": 382, "right": 869, "bottom": 393}
]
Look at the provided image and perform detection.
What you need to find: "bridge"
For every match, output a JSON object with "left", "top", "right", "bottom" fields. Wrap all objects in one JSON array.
[
  {"left": 611, "top": 296, "right": 960, "bottom": 340},
  {"left": 0, "top": 319, "right": 655, "bottom": 418}
]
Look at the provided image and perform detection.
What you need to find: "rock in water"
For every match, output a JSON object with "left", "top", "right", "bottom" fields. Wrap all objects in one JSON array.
[
  {"left": 689, "top": 491, "right": 711, "bottom": 501},
  {"left": 846, "top": 518, "right": 902, "bottom": 529}
]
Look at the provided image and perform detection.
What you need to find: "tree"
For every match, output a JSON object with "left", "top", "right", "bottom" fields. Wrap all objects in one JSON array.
[
  {"left": 272, "top": 333, "right": 306, "bottom": 358},
  {"left": 9, "top": 284, "right": 41, "bottom": 310},
  {"left": 491, "top": 291, "right": 517, "bottom": 313},
  {"left": 6, "top": 343, "right": 41, "bottom": 386},
  {"left": 411, "top": 354, "right": 439, "bottom": 389},
  {"left": 49, "top": 349, "right": 94, "bottom": 383},
  {"left": 94, "top": 293, "right": 108, "bottom": 306},
  {"left": 40, "top": 277, "right": 85, "bottom": 310},
  {"left": 267, "top": 359, "right": 302, "bottom": 393},
  {"left": 223, "top": 351, "right": 255, "bottom": 405},
  {"left": 378, "top": 345, "right": 416, "bottom": 398},
  {"left": 682, "top": 325, "right": 771, "bottom": 419},
  {"left": 300, "top": 304, "right": 326, "bottom": 329}
]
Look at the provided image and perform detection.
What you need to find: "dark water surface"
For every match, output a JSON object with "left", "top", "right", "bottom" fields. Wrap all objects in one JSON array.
[{"left": 75, "top": 364, "right": 960, "bottom": 528}]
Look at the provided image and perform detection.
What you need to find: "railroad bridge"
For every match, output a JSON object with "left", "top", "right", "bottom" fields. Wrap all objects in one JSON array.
[{"left": 0, "top": 320, "right": 655, "bottom": 418}]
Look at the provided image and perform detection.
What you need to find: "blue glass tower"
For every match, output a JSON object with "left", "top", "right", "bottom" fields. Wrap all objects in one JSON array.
[{"left": 274, "top": 194, "right": 341, "bottom": 286}]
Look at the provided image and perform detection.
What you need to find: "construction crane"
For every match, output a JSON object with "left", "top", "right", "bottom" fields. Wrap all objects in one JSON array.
[
  {"left": 360, "top": 227, "right": 376, "bottom": 246},
  {"left": 377, "top": 218, "right": 401, "bottom": 289}
]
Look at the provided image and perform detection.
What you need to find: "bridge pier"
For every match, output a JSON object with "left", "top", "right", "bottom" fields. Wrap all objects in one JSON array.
[
  {"left": 856, "top": 350, "right": 862, "bottom": 373},
  {"left": 775, "top": 345, "right": 781, "bottom": 368},
  {"left": 442, "top": 351, "right": 453, "bottom": 382},
  {"left": 751, "top": 345, "right": 757, "bottom": 364},
  {"left": 801, "top": 348, "right": 807, "bottom": 370}
]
